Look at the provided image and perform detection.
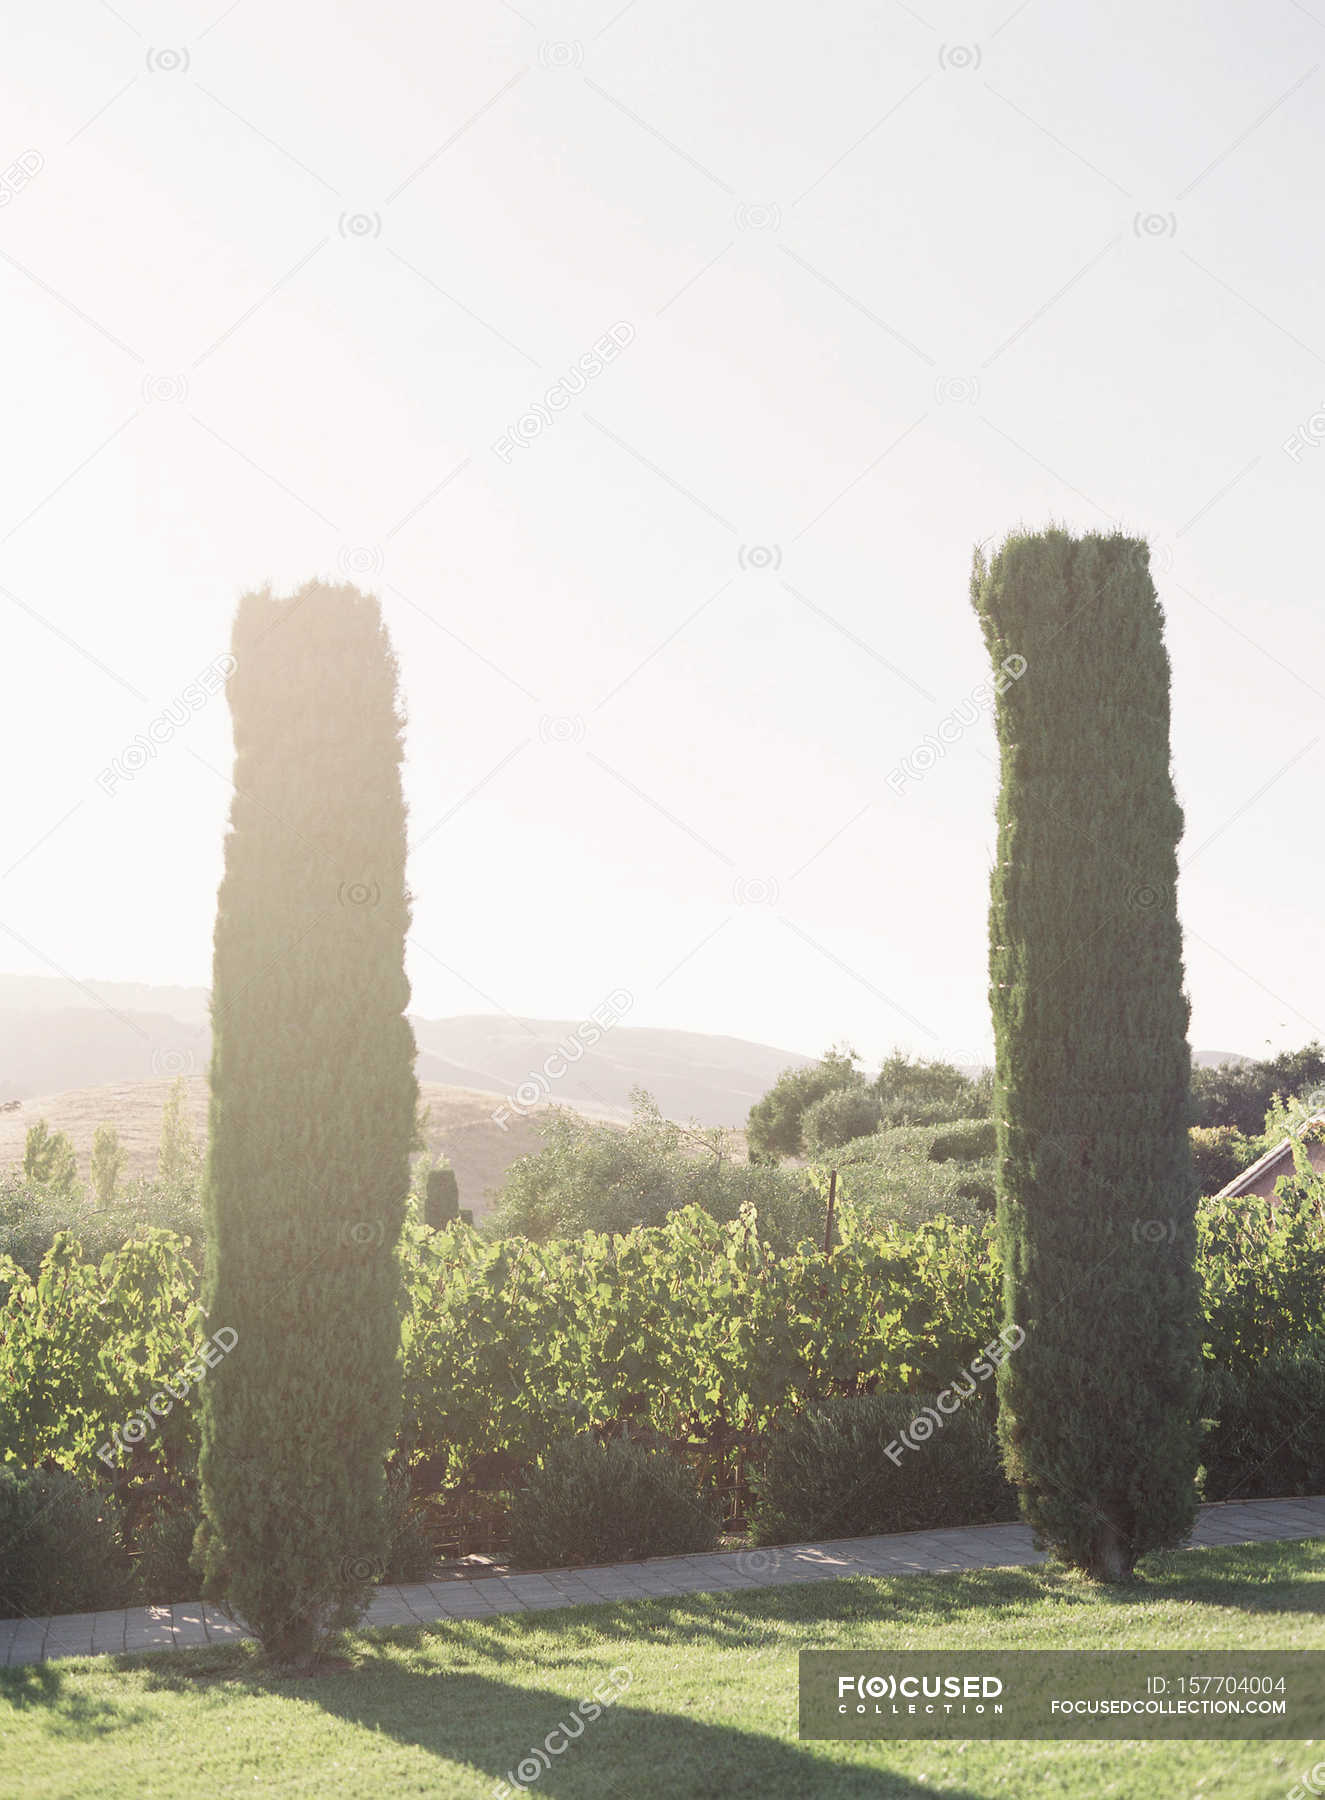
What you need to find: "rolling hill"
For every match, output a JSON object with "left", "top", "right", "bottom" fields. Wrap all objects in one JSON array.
[
  {"left": 0, "top": 975, "right": 1254, "bottom": 1218},
  {"left": 0, "top": 1077, "right": 629, "bottom": 1219},
  {"left": 0, "top": 974, "right": 818, "bottom": 1126}
]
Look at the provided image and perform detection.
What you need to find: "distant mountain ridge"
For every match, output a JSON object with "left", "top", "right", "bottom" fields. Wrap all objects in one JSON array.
[
  {"left": 0, "top": 974, "right": 819, "bottom": 1126},
  {"left": 0, "top": 974, "right": 1252, "bottom": 1125}
]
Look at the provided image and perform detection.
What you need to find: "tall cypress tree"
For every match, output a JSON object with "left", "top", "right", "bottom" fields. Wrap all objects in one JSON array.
[
  {"left": 971, "top": 529, "right": 1199, "bottom": 1581},
  {"left": 197, "top": 580, "right": 417, "bottom": 1665}
]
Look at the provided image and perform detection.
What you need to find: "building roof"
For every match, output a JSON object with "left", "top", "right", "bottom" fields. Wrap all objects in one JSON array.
[{"left": 1212, "top": 1111, "right": 1325, "bottom": 1200}]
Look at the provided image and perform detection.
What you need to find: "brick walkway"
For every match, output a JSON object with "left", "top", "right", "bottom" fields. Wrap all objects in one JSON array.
[{"left": 4, "top": 1495, "right": 1322, "bottom": 1668}]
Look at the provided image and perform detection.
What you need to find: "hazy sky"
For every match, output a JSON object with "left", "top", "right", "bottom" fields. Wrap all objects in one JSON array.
[{"left": 2, "top": 0, "right": 1323, "bottom": 1064}]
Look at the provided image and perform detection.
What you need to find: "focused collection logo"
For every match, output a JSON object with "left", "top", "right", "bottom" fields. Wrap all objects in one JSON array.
[{"left": 838, "top": 1672, "right": 1004, "bottom": 1714}]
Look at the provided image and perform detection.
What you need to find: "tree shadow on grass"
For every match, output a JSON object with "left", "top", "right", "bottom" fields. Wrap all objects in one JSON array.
[
  {"left": 0, "top": 1660, "right": 153, "bottom": 1739},
  {"left": 1132, "top": 1542, "right": 1325, "bottom": 1615},
  {"left": 444, "top": 1573, "right": 1044, "bottom": 1666},
  {"left": 0, "top": 1644, "right": 1000, "bottom": 1798},
  {"left": 260, "top": 1663, "right": 993, "bottom": 1800},
  {"left": 4, "top": 1546, "right": 1317, "bottom": 1791}
]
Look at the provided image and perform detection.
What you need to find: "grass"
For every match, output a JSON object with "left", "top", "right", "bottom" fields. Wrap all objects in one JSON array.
[{"left": 2, "top": 1541, "right": 1324, "bottom": 1798}]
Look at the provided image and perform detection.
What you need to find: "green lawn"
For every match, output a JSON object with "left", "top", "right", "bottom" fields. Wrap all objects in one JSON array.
[{"left": 2, "top": 1542, "right": 1323, "bottom": 1799}]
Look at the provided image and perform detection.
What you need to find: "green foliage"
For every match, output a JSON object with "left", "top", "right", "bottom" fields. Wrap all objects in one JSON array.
[
  {"left": 1191, "top": 1043, "right": 1325, "bottom": 1136},
  {"left": 0, "top": 1205, "right": 1002, "bottom": 1538},
  {"left": 90, "top": 1123, "right": 126, "bottom": 1207},
  {"left": 131, "top": 1493, "right": 204, "bottom": 1604},
  {"left": 1186, "top": 1098, "right": 1323, "bottom": 1204},
  {"left": 493, "top": 1091, "right": 821, "bottom": 1249},
  {"left": 1201, "top": 1345, "right": 1325, "bottom": 1501},
  {"left": 1197, "top": 1188, "right": 1325, "bottom": 1373},
  {"left": 1252, "top": 1080, "right": 1325, "bottom": 1137},
  {"left": 197, "top": 581, "right": 417, "bottom": 1669},
  {"left": 0, "top": 1169, "right": 203, "bottom": 1279},
  {"left": 927, "top": 1121, "right": 997, "bottom": 1163},
  {"left": 1, "top": 1181, "right": 1321, "bottom": 1586},
  {"left": 818, "top": 1121, "right": 996, "bottom": 1230},
  {"left": 0, "top": 1230, "right": 202, "bottom": 1475},
  {"left": 871, "top": 1054, "right": 991, "bottom": 1124},
  {"left": 747, "top": 1051, "right": 992, "bottom": 1161},
  {"left": 973, "top": 528, "right": 1201, "bottom": 1581},
  {"left": 382, "top": 1463, "right": 435, "bottom": 1584},
  {"left": 801, "top": 1085, "right": 883, "bottom": 1154},
  {"left": 400, "top": 1203, "right": 1002, "bottom": 1496},
  {"left": 748, "top": 1392, "right": 1016, "bottom": 1545},
  {"left": 156, "top": 1078, "right": 200, "bottom": 1187},
  {"left": 1189, "top": 1126, "right": 1256, "bottom": 1196},
  {"left": 424, "top": 1164, "right": 464, "bottom": 1229},
  {"left": 0, "top": 1464, "right": 132, "bottom": 1618},
  {"left": 507, "top": 1434, "right": 722, "bottom": 1569},
  {"left": 22, "top": 1119, "right": 78, "bottom": 1195},
  {"left": 746, "top": 1048, "right": 864, "bottom": 1162}
]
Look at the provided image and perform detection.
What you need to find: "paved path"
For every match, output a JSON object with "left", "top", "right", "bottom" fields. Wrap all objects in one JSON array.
[{"left": 4, "top": 1495, "right": 1323, "bottom": 1669}]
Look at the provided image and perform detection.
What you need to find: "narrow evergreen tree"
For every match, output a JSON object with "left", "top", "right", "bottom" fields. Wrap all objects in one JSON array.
[
  {"left": 971, "top": 529, "right": 1200, "bottom": 1581},
  {"left": 90, "top": 1123, "right": 125, "bottom": 1206},
  {"left": 23, "top": 1120, "right": 78, "bottom": 1194},
  {"left": 197, "top": 580, "right": 417, "bottom": 1667},
  {"left": 424, "top": 1164, "right": 460, "bottom": 1229},
  {"left": 156, "top": 1077, "right": 199, "bottom": 1187}
]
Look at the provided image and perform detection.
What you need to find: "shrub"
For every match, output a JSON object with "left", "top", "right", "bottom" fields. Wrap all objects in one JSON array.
[
  {"left": 90, "top": 1124, "right": 126, "bottom": 1207},
  {"left": 0, "top": 1172, "right": 204, "bottom": 1278},
  {"left": 1191, "top": 1043, "right": 1325, "bottom": 1136},
  {"left": 132, "top": 1499, "right": 202, "bottom": 1605},
  {"left": 872, "top": 1054, "right": 991, "bottom": 1124},
  {"left": 1198, "top": 1187, "right": 1325, "bottom": 1373},
  {"left": 746, "top": 1049, "right": 866, "bottom": 1161},
  {"left": 425, "top": 1165, "right": 461, "bottom": 1229},
  {"left": 748, "top": 1052, "right": 992, "bottom": 1161},
  {"left": 507, "top": 1434, "right": 722, "bottom": 1569},
  {"left": 821, "top": 1122, "right": 995, "bottom": 1230},
  {"left": 874, "top": 1096, "right": 981, "bottom": 1131},
  {"left": 1201, "top": 1346, "right": 1325, "bottom": 1501},
  {"left": 748, "top": 1393, "right": 1017, "bottom": 1545},
  {"left": 0, "top": 1232, "right": 202, "bottom": 1478},
  {"left": 157, "top": 1078, "right": 201, "bottom": 1187},
  {"left": 22, "top": 1120, "right": 78, "bottom": 1195},
  {"left": 402, "top": 1205, "right": 1003, "bottom": 1503},
  {"left": 801, "top": 1087, "right": 883, "bottom": 1155},
  {"left": 494, "top": 1093, "right": 820, "bottom": 1249},
  {"left": 1190, "top": 1126, "right": 1255, "bottom": 1196},
  {"left": 928, "top": 1121, "right": 996, "bottom": 1163},
  {"left": 383, "top": 1463, "right": 435, "bottom": 1584},
  {"left": 0, "top": 1465, "right": 131, "bottom": 1618}
]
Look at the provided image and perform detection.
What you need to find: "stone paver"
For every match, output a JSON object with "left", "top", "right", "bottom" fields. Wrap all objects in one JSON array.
[
  {"left": 4, "top": 1494, "right": 1322, "bottom": 1668},
  {"left": 7, "top": 1632, "right": 47, "bottom": 1668},
  {"left": 201, "top": 1604, "right": 246, "bottom": 1643},
  {"left": 430, "top": 1591, "right": 493, "bottom": 1616},
  {"left": 170, "top": 1604, "right": 209, "bottom": 1650},
  {"left": 120, "top": 1606, "right": 174, "bottom": 1657}
]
